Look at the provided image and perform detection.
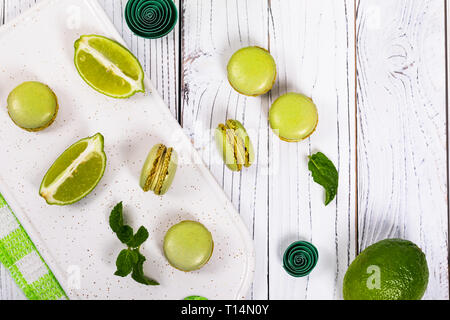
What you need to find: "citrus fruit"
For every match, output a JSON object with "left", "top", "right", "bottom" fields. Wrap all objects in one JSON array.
[
  {"left": 39, "top": 133, "right": 107, "bottom": 206},
  {"left": 74, "top": 35, "right": 145, "bottom": 98},
  {"left": 343, "top": 239, "right": 429, "bottom": 300}
]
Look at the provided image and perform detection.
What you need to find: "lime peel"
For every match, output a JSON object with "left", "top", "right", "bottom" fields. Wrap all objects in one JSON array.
[
  {"left": 39, "top": 133, "right": 107, "bottom": 206},
  {"left": 74, "top": 35, "right": 145, "bottom": 99}
]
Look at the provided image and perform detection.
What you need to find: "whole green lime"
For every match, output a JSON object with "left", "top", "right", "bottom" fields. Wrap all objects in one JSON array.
[{"left": 343, "top": 239, "right": 429, "bottom": 300}]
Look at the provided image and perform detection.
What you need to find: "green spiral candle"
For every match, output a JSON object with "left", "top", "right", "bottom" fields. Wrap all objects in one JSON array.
[
  {"left": 125, "top": 0, "right": 178, "bottom": 39},
  {"left": 283, "top": 241, "right": 318, "bottom": 277}
]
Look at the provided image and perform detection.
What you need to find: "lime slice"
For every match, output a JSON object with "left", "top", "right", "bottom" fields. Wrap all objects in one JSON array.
[
  {"left": 74, "top": 35, "right": 145, "bottom": 99},
  {"left": 39, "top": 133, "right": 107, "bottom": 206}
]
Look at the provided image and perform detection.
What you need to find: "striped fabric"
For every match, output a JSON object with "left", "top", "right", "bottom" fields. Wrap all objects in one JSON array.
[{"left": 0, "top": 195, "right": 67, "bottom": 300}]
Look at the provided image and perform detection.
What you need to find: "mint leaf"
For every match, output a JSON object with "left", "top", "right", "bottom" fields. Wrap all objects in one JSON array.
[
  {"left": 131, "top": 251, "right": 159, "bottom": 286},
  {"left": 117, "top": 225, "right": 133, "bottom": 244},
  {"left": 114, "top": 249, "right": 134, "bottom": 277},
  {"left": 128, "top": 226, "right": 149, "bottom": 248},
  {"left": 109, "top": 202, "right": 123, "bottom": 233},
  {"left": 109, "top": 202, "right": 159, "bottom": 286},
  {"left": 308, "top": 152, "right": 338, "bottom": 206}
]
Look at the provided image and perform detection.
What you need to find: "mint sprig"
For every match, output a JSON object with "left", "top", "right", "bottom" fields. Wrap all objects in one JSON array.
[
  {"left": 308, "top": 152, "right": 339, "bottom": 206},
  {"left": 109, "top": 202, "right": 159, "bottom": 285}
]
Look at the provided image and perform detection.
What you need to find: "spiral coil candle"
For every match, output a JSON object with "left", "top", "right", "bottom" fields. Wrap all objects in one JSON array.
[
  {"left": 125, "top": 0, "right": 178, "bottom": 39},
  {"left": 283, "top": 241, "right": 318, "bottom": 277}
]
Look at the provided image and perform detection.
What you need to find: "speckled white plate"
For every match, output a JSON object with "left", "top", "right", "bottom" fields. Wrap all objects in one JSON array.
[{"left": 0, "top": 0, "right": 254, "bottom": 300}]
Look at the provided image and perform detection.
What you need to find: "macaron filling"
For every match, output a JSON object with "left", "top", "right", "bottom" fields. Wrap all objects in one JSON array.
[
  {"left": 220, "top": 123, "right": 244, "bottom": 171},
  {"left": 216, "top": 120, "right": 254, "bottom": 171},
  {"left": 141, "top": 144, "right": 165, "bottom": 192},
  {"left": 7, "top": 81, "right": 58, "bottom": 132},
  {"left": 154, "top": 147, "right": 174, "bottom": 195},
  {"left": 225, "top": 121, "right": 249, "bottom": 167}
]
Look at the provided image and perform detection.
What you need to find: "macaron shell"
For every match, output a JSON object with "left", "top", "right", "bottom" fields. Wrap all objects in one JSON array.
[
  {"left": 227, "top": 46, "right": 277, "bottom": 96},
  {"left": 155, "top": 148, "right": 178, "bottom": 195},
  {"left": 163, "top": 221, "right": 214, "bottom": 272},
  {"left": 227, "top": 120, "right": 255, "bottom": 167},
  {"left": 7, "top": 81, "right": 58, "bottom": 131},
  {"left": 215, "top": 125, "right": 241, "bottom": 171},
  {"left": 139, "top": 144, "right": 166, "bottom": 191},
  {"left": 269, "top": 93, "right": 318, "bottom": 142}
]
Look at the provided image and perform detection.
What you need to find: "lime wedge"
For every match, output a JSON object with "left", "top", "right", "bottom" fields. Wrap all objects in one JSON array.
[
  {"left": 74, "top": 35, "right": 145, "bottom": 99},
  {"left": 39, "top": 133, "right": 107, "bottom": 206}
]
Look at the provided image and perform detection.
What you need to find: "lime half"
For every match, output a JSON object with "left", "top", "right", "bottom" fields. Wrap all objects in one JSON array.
[
  {"left": 39, "top": 133, "right": 107, "bottom": 206},
  {"left": 74, "top": 35, "right": 145, "bottom": 98}
]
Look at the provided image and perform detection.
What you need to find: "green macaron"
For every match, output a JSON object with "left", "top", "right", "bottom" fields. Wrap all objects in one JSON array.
[
  {"left": 140, "top": 144, "right": 178, "bottom": 195},
  {"left": 164, "top": 221, "right": 214, "bottom": 272},
  {"left": 227, "top": 46, "right": 277, "bottom": 96},
  {"left": 269, "top": 93, "right": 318, "bottom": 142},
  {"left": 7, "top": 81, "right": 59, "bottom": 132},
  {"left": 215, "top": 119, "right": 255, "bottom": 172}
]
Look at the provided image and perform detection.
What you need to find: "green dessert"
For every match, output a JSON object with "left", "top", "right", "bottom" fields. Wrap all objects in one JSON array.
[
  {"left": 269, "top": 93, "right": 318, "bottom": 142},
  {"left": 39, "top": 133, "right": 107, "bottom": 205},
  {"left": 164, "top": 221, "right": 214, "bottom": 272},
  {"left": 140, "top": 144, "right": 178, "bottom": 195},
  {"left": 215, "top": 119, "right": 255, "bottom": 172},
  {"left": 227, "top": 46, "right": 277, "bottom": 96},
  {"left": 343, "top": 239, "right": 429, "bottom": 300},
  {"left": 7, "top": 81, "right": 58, "bottom": 132}
]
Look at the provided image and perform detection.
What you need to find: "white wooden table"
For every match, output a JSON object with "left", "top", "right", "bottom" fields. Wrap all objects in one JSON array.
[{"left": 0, "top": 0, "right": 449, "bottom": 300}]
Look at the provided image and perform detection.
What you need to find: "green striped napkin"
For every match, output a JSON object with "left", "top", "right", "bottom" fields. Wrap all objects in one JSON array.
[{"left": 0, "top": 194, "right": 67, "bottom": 300}]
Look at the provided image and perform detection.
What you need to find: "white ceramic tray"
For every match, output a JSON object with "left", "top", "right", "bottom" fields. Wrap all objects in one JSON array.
[{"left": 0, "top": 0, "right": 254, "bottom": 300}]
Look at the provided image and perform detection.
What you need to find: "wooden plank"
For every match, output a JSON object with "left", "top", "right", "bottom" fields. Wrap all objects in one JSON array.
[
  {"left": 181, "top": 0, "right": 356, "bottom": 299},
  {"left": 356, "top": 0, "right": 449, "bottom": 299},
  {"left": 181, "top": 0, "right": 271, "bottom": 299},
  {"left": 0, "top": 0, "right": 3, "bottom": 24},
  {"left": 266, "top": 0, "right": 356, "bottom": 300}
]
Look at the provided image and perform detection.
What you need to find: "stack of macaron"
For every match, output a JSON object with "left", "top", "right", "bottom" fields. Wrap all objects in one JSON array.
[
  {"left": 215, "top": 119, "right": 255, "bottom": 172},
  {"left": 140, "top": 143, "right": 178, "bottom": 196}
]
